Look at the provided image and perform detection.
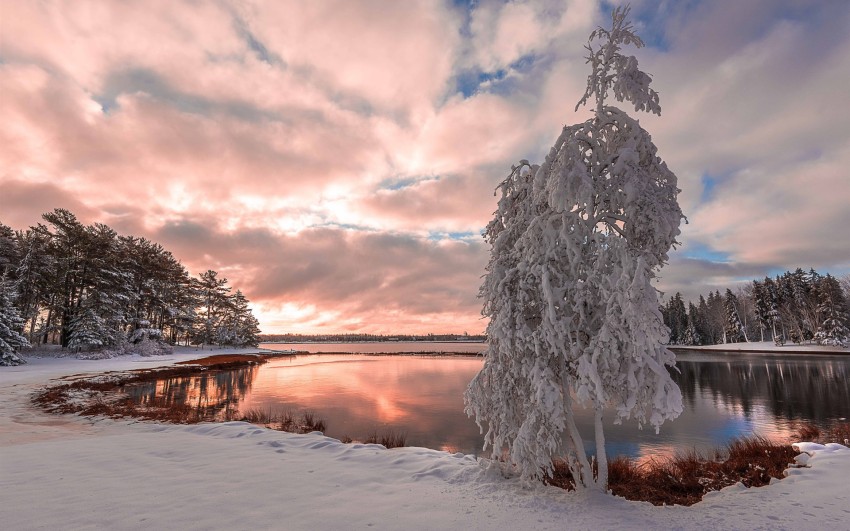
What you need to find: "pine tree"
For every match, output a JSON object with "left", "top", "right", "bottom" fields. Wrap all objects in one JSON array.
[
  {"left": 2, "top": 211, "right": 259, "bottom": 353},
  {"left": 67, "top": 297, "right": 109, "bottom": 351},
  {"left": 695, "top": 295, "right": 710, "bottom": 344},
  {"left": 814, "top": 274, "right": 849, "bottom": 346},
  {"left": 221, "top": 290, "right": 261, "bottom": 347},
  {"left": 751, "top": 280, "right": 771, "bottom": 342},
  {"left": 723, "top": 289, "right": 746, "bottom": 343},
  {"left": 0, "top": 223, "right": 18, "bottom": 276},
  {"left": 0, "top": 275, "right": 29, "bottom": 365},
  {"left": 14, "top": 229, "right": 54, "bottom": 344},
  {"left": 192, "top": 270, "right": 231, "bottom": 346},
  {"left": 762, "top": 277, "right": 783, "bottom": 344},
  {"left": 683, "top": 303, "right": 701, "bottom": 346},
  {"left": 664, "top": 293, "right": 687, "bottom": 345},
  {"left": 465, "top": 6, "right": 683, "bottom": 490}
]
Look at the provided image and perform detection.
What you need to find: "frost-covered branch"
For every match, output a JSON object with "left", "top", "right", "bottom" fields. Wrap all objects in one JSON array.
[{"left": 575, "top": 5, "right": 660, "bottom": 116}]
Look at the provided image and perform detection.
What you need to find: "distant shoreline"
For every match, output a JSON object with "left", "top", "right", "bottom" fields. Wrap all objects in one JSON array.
[{"left": 259, "top": 341, "right": 487, "bottom": 345}]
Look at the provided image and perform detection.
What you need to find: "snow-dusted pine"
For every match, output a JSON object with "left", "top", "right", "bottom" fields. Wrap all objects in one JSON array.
[
  {"left": 465, "top": 6, "right": 684, "bottom": 490},
  {"left": 0, "top": 274, "right": 29, "bottom": 366},
  {"left": 814, "top": 274, "right": 849, "bottom": 347},
  {"left": 723, "top": 289, "right": 748, "bottom": 343}
]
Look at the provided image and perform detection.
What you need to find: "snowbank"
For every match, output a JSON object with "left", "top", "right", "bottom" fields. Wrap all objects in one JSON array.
[
  {"left": 671, "top": 340, "right": 848, "bottom": 354},
  {"left": 2, "top": 354, "right": 849, "bottom": 529}
]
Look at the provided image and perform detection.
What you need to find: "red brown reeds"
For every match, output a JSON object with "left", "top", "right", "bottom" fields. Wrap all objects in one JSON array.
[
  {"left": 793, "top": 421, "right": 850, "bottom": 446},
  {"left": 546, "top": 435, "right": 799, "bottom": 506}
]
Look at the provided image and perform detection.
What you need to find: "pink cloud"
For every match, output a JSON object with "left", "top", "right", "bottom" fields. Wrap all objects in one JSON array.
[
  {"left": 2, "top": 0, "right": 850, "bottom": 332},
  {"left": 147, "top": 220, "right": 489, "bottom": 334}
]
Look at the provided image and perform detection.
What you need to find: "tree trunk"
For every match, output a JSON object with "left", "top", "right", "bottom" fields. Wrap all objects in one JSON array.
[
  {"left": 563, "top": 390, "right": 593, "bottom": 488},
  {"left": 43, "top": 307, "right": 53, "bottom": 345},
  {"left": 594, "top": 406, "right": 608, "bottom": 491}
]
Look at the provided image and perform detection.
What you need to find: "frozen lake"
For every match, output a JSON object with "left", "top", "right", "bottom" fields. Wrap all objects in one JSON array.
[{"left": 122, "top": 346, "right": 850, "bottom": 459}]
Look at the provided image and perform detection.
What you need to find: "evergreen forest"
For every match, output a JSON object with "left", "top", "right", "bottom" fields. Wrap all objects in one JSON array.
[
  {"left": 661, "top": 268, "right": 850, "bottom": 347},
  {"left": 0, "top": 209, "right": 261, "bottom": 362}
]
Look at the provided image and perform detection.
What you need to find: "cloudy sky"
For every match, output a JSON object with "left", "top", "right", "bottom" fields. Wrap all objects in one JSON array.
[{"left": 2, "top": 0, "right": 849, "bottom": 334}]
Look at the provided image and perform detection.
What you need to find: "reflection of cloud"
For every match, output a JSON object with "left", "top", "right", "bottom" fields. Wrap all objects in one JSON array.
[
  {"left": 373, "top": 395, "right": 406, "bottom": 424},
  {"left": 2, "top": 1, "right": 850, "bottom": 331},
  {"left": 239, "top": 356, "right": 485, "bottom": 446},
  {"left": 128, "top": 354, "right": 850, "bottom": 456}
]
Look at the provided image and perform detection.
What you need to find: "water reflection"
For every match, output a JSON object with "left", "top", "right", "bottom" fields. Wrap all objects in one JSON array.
[
  {"left": 241, "top": 355, "right": 487, "bottom": 454},
  {"left": 119, "top": 351, "right": 850, "bottom": 460},
  {"left": 676, "top": 353, "right": 850, "bottom": 423},
  {"left": 125, "top": 366, "right": 260, "bottom": 420}
]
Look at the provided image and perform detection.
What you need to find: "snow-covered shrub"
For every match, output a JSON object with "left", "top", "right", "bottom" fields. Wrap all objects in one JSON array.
[
  {"left": 128, "top": 320, "right": 163, "bottom": 344},
  {"left": 131, "top": 337, "right": 172, "bottom": 357},
  {"left": 465, "top": 6, "right": 684, "bottom": 490}
]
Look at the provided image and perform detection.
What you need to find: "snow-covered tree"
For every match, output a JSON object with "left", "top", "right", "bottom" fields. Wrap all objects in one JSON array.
[
  {"left": 0, "top": 223, "right": 18, "bottom": 276},
  {"left": 67, "top": 298, "right": 110, "bottom": 351},
  {"left": 840, "top": 274, "right": 850, "bottom": 302},
  {"left": 814, "top": 274, "right": 849, "bottom": 347},
  {"left": 751, "top": 280, "right": 770, "bottom": 342},
  {"left": 0, "top": 275, "right": 29, "bottom": 366},
  {"left": 192, "top": 270, "right": 232, "bottom": 347},
  {"left": 723, "top": 289, "right": 747, "bottom": 343},
  {"left": 219, "top": 290, "right": 261, "bottom": 347},
  {"left": 14, "top": 229, "right": 54, "bottom": 344},
  {"left": 465, "top": 6, "right": 683, "bottom": 490},
  {"left": 2, "top": 210, "right": 259, "bottom": 353},
  {"left": 682, "top": 304, "right": 701, "bottom": 346}
]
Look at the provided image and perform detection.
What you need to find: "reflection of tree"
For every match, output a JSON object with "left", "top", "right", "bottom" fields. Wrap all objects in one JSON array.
[
  {"left": 673, "top": 358, "right": 850, "bottom": 423},
  {"left": 125, "top": 366, "right": 259, "bottom": 420}
]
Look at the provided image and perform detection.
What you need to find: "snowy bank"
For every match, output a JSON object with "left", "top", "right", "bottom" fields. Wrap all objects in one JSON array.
[
  {"left": 2, "top": 354, "right": 850, "bottom": 529},
  {"left": 670, "top": 340, "right": 848, "bottom": 355}
]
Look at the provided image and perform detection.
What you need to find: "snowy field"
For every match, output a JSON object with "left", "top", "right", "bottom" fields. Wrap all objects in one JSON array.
[{"left": 2, "top": 349, "right": 850, "bottom": 530}]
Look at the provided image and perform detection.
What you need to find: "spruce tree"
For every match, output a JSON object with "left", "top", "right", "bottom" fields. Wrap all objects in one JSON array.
[
  {"left": 723, "top": 289, "right": 746, "bottom": 343},
  {"left": 814, "top": 274, "right": 849, "bottom": 346}
]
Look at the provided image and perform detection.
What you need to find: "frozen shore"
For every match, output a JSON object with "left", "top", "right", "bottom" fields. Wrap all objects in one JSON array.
[
  {"left": 669, "top": 340, "right": 848, "bottom": 355},
  {"left": 2, "top": 350, "right": 849, "bottom": 530}
]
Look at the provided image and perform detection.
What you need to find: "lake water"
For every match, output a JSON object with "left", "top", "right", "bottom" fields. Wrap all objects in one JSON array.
[{"left": 123, "top": 345, "right": 850, "bottom": 461}]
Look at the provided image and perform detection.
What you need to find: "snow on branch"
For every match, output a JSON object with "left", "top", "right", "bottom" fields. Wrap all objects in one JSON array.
[
  {"left": 466, "top": 5, "right": 682, "bottom": 490},
  {"left": 576, "top": 5, "right": 661, "bottom": 116}
]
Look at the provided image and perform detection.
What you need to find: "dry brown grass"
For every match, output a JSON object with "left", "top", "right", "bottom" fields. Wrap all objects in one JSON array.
[
  {"left": 175, "top": 354, "right": 266, "bottom": 366},
  {"left": 363, "top": 430, "right": 408, "bottom": 449},
  {"left": 792, "top": 421, "right": 850, "bottom": 446},
  {"left": 220, "top": 408, "right": 329, "bottom": 435},
  {"left": 301, "top": 412, "right": 327, "bottom": 433},
  {"left": 546, "top": 435, "right": 799, "bottom": 506}
]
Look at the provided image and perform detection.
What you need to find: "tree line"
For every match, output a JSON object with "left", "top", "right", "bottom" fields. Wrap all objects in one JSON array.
[
  {"left": 661, "top": 268, "right": 850, "bottom": 347},
  {"left": 261, "top": 332, "right": 487, "bottom": 343},
  {"left": 1, "top": 209, "right": 260, "bottom": 365}
]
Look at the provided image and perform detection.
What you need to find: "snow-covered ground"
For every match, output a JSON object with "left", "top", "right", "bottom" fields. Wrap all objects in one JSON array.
[
  {"left": 671, "top": 340, "right": 848, "bottom": 354},
  {"left": 2, "top": 350, "right": 850, "bottom": 530}
]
